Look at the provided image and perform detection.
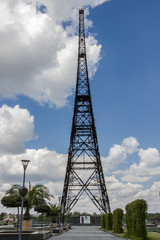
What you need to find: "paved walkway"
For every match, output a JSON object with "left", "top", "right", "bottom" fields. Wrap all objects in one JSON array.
[{"left": 49, "top": 226, "right": 125, "bottom": 240}]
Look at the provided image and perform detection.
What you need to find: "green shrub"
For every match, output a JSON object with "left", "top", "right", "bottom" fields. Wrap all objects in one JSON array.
[
  {"left": 125, "top": 199, "right": 147, "bottom": 240},
  {"left": 113, "top": 208, "right": 123, "bottom": 233},
  {"left": 105, "top": 212, "right": 113, "bottom": 230},
  {"left": 101, "top": 214, "right": 105, "bottom": 229},
  {"left": 126, "top": 203, "right": 133, "bottom": 235}
]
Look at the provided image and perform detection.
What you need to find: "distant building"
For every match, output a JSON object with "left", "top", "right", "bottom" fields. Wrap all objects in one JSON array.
[
  {"left": 71, "top": 215, "right": 101, "bottom": 226},
  {"left": 3, "top": 213, "right": 17, "bottom": 224},
  {"left": 150, "top": 218, "right": 160, "bottom": 225}
]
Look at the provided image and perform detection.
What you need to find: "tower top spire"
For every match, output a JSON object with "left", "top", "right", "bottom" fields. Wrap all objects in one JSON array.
[{"left": 79, "top": 9, "right": 84, "bottom": 14}]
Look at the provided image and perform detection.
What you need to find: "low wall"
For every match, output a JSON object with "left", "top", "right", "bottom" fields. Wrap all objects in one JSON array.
[{"left": 0, "top": 231, "right": 52, "bottom": 240}]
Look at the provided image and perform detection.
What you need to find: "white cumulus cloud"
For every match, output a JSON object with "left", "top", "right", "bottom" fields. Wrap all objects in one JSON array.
[
  {"left": 0, "top": 104, "right": 159, "bottom": 213},
  {"left": 0, "top": 0, "right": 106, "bottom": 107},
  {"left": 105, "top": 136, "right": 139, "bottom": 169},
  {"left": 0, "top": 105, "right": 35, "bottom": 155},
  {"left": 122, "top": 136, "right": 139, "bottom": 154},
  {"left": 115, "top": 147, "right": 160, "bottom": 183},
  {"left": 138, "top": 148, "right": 160, "bottom": 167}
]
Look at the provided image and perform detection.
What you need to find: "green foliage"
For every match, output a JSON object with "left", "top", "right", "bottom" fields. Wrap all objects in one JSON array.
[
  {"left": 72, "top": 211, "right": 80, "bottom": 216},
  {"left": 67, "top": 212, "right": 72, "bottom": 223},
  {"left": 34, "top": 205, "right": 50, "bottom": 214},
  {"left": 81, "top": 212, "right": 90, "bottom": 216},
  {"left": 23, "top": 184, "right": 54, "bottom": 220},
  {"left": 147, "top": 231, "right": 160, "bottom": 240},
  {"left": 5, "top": 184, "right": 20, "bottom": 195},
  {"left": 147, "top": 227, "right": 160, "bottom": 233},
  {"left": 101, "top": 214, "right": 105, "bottom": 229},
  {"left": 102, "top": 213, "right": 113, "bottom": 230},
  {"left": 0, "top": 212, "right": 6, "bottom": 220},
  {"left": 92, "top": 212, "right": 98, "bottom": 216},
  {"left": 125, "top": 199, "right": 148, "bottom": 240},
  {"left": 46, "top": 203, "right": 59, "bottom": 223},
  {"left": 1, "top": 184, "right": 21, "bottom": 208},
  {"left": 113, "top": 208, "right": 123, "bottom": 234},
  {"left": 105, "top": 212, "right": 113, "bottom": 230},
  {"left": 147, "top": 213, "right": 160, "bottom": 220},
  {"left": 1, "top": 195, "right": 21, "bottom": 208},
  {"left": 25, "top": 183, "right": 53, "bottom": 210},
  {"left": 1, "top": 183, "right": 54, "bottom": 220},
  {"left": 126, "top": 203, "right": 133, "bottom": 235}
]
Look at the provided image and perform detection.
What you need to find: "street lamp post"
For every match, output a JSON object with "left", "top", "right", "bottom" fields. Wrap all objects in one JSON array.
[
  {"left": 58, "top": 197, "right": 61, "bottom": 228},
  {"left": 19, "top": 160, "right": 30, "bottom": 240}
]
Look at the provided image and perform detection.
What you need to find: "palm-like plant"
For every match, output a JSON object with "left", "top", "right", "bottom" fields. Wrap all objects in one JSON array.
[
  {"left": 24, "top": 183, "right": 54, "bottom": 220},
  {"left": 5, "top": 184, "right": 20, "bottom": 195},
  {"left": 46, "top": 203, "right": 59, "bottom": 223},
  {"left": 3, "top": 183, "right": 54, "bottom": 220}
]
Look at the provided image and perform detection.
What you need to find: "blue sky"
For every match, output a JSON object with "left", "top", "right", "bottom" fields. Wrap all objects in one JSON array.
[
  {"left": 0, "top": 0, "right": 160, "bottom": 213},
  {"left": 89, "top": 0, "right": 160, "bottom": 152}
]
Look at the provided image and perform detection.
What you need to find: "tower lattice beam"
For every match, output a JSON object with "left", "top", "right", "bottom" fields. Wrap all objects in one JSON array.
[{"left": 61, "top": 9, "right": 111, "bottom": 216}]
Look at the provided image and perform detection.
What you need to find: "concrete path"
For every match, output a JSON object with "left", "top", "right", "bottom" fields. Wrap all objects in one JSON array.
[{"left": 49, "top": 226, "right": 125, "bottom": 240}]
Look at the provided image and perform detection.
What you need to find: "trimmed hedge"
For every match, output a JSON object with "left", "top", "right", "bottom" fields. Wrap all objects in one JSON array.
[
  {"left": 101, "top": 214, "right": 105, "bottom": 229},
  {"left": 101, "top": 213, "right": 113, "bottom": 230},
  {"left": 105, "top": 213, "right": 113, "bottom": 230},
  {"left": 125, "top": 199, "right": 147, "bottom": 240},
  {"left": 113, "top": 208, "right": 123, "bottom": 233}
]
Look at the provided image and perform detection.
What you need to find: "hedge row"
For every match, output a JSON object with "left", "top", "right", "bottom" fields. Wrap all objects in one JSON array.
[
  {"left": 101, "top": 214, "right": 105, "bottom": 229},
  {"left": 101, "top": 210, "right": 123, "bottom": 233},
  {"left": 101, "top": 213, "right": 112, "bottom": 230},
  {"left": 105, "top": 212, "right": 113, "bottom": 230},
  {"left": 100, "top": 198, "right": 147, "bottom": 239},
  {"left": 125, "top": 199, "right": 147, "bottom": 240},
  {"left": 113, "top": 208, "right": 123, "bottom": 233}
]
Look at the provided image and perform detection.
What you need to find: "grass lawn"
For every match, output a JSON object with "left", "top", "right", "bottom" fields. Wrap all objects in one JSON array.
[
  {"left": 147, "top": 232, "right": 160, "bottom": 240},
  {"left": 102, "top": 228, "right": 160, "bottom": 240}
]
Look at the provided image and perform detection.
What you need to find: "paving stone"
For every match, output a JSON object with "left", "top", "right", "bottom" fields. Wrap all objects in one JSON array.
[{"left": 49, "top": 226, "right": 126, "bottom": 240}]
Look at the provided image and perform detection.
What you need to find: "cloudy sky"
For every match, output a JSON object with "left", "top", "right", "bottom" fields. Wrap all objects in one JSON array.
[{"left": 0, "top": 0, "right": 160, "bottom": 214}]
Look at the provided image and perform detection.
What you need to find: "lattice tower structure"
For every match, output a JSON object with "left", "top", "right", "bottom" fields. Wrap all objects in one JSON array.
[{"left": 61, "top": 9, "right": 111, "bottom": 216}]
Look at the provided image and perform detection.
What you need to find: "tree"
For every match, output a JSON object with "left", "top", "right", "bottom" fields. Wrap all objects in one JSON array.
[
  {"left": 34, "top": 205, "right": 50, "bottom": 215},
  {"left": 46, "top": 203, "right": 59, "bottom": 223},
  {"left": 81, "top": 212, "right": 90, "bottom": 216},
  {"left": 1, "top": 195, "right": 21, "bottom": 208},
  {"left": 25, "top": 183, "right": 54, "bottom": 220},
  {"left": 0, "top": 212, "right": 6, "bottom": 220},
  {"left": 2, "top": 183, "right": 54, "bottom": 220},
  {"left": 22, "top": 183, "right": 52, "bottom": 220},
  {"left": 147, "top": 213, "right": 160, "bottom": 220},
  {"left": 1, "top": 184, "right": 21, "bottom": 208},
  {"left": 34, "top": 205, "right": 50, "bottom": 229},
  {"left": 73, "top": 211, "right": 80, "bottom": 216},
  {"left": 92, "top": 212, "right": 97, "bottom": 216},
  {"left": 1, "top": 185, "right": 22, "bottom": 232}
]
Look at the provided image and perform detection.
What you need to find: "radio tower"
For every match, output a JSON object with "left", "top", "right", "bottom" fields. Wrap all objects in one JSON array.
[{"left": 61, "top": 9, "right": 111, "bottom": 216}]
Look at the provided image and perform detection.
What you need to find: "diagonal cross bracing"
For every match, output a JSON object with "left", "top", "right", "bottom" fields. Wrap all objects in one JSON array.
[{"left": 61, "top": 9, "right": 111, "bottom": 217}]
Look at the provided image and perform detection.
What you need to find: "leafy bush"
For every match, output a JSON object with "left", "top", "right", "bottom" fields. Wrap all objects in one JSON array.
[
  {"left": 125, "top": 199, "right": 147, "bottom": 240},
  {"left": 105, "top": 212, "right": 113, "bottom": 230},
  {"left": 1, "top": 195, "right": 21, "bottom": 208},
  {"left": 101, "top": 214, "right": 105, "bottom": 229},
  {"left": 113, "top": 208, "right": 123, "bottom": 233}
]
